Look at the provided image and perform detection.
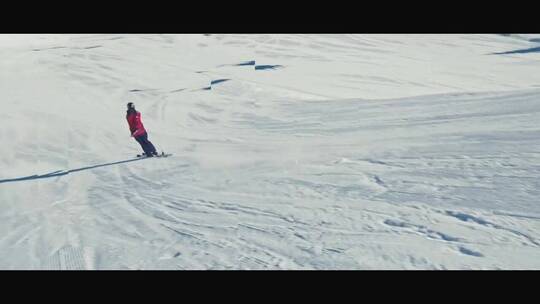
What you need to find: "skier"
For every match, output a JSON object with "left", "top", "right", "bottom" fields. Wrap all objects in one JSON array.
[{"left": 126, "top": 102, "right": 158, "bottom": 157}]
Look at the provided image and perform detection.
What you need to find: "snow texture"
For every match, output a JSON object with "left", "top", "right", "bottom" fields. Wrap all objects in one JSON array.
[{"left": 1, "top": 34, "right": 540, "bottom": 269}]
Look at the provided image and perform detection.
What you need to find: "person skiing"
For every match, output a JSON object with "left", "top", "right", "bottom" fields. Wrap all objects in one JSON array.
[{"left": 126, "top": 102, "right": 158, "bottom": 157}]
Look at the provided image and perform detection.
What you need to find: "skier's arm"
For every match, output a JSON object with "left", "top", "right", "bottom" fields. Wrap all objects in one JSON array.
[
  {"left": 131, "top": 112, "right": 144, "bottom": 137},
  {"left": 127, "top": 115, "right": 133, "bottom": 136},
  {"left": 132, "top": 129, "right": 144, "bottom": 137}
]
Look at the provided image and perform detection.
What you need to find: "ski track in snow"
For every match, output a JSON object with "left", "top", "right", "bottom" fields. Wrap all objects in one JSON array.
[{"left": 1, "top": 34, "right": 540, "bottom": 269}]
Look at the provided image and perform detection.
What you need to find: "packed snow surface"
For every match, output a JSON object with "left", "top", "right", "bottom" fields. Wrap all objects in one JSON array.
[{"left": 1, "top": 34, "right": 539, "bottom": 269}]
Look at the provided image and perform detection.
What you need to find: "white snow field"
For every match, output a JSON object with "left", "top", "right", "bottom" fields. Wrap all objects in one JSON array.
[{"left": 1, "top": 34, "right": 540, "bottom": 270}]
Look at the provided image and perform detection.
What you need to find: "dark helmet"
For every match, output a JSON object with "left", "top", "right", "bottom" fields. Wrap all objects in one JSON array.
[{"left": 127, "top": 102, "right": 135, "bottom": 110}]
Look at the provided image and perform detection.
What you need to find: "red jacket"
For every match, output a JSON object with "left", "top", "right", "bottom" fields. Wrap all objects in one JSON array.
[{"left": 126, "top": 110, "right": 147, "bottom": 137}]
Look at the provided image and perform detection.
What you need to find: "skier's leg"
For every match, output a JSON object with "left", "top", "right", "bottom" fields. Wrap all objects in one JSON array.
[
  {"left": 144, "top": 132, "right": 158, "bottom": 155},
  {"left": 134, "top": 136, "right": 145, "bottom": 153},
  {"left": 136, "top": 134, "right": 153, "bottom": 156}
]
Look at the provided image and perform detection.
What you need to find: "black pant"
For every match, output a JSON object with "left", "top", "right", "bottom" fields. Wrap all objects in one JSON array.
[{"left": 135, "top": 133, "right": 157, "bottom": 155}]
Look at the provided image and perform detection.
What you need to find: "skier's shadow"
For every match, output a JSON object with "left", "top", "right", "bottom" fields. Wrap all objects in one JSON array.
[{"left": 0, "top": 157, "right": 147, "bottom": 184}]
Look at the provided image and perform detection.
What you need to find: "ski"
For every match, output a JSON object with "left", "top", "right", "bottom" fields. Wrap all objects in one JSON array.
[{"left": 137, "top": 152, "right": 172, "bottom": 158}]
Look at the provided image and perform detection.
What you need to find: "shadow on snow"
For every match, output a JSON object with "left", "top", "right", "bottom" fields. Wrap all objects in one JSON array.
[
  {"left": 0, "top": 157, "right": 148, "bottom": 184},
  {"left": 491, "top": 46, "right": 540, "bottom": 55}
]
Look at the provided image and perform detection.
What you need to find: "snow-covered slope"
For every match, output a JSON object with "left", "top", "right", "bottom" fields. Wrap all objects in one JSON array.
[{"left": 1, "top": 34, "right": 539, "bottom": 269}]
